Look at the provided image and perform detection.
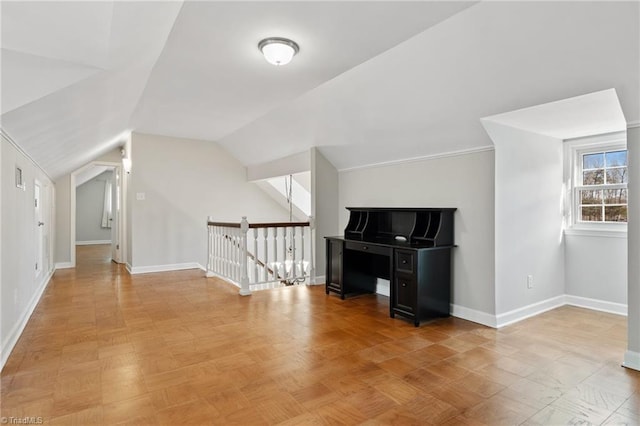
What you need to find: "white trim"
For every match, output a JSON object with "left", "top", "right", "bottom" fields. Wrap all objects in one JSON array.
[
  {"left": 310, "top": 275, "right": 325, "bottom": 285},
  {"left": 623, "top": 350, "right": 640, "bottom": 371},
  {"left": 564, "top": 228, "right": 627, "bottom": 238},
  {"left": 1, "top": 129, "right": 53, "bottom": 181},
  {"left": 205, "top": 270, "right": 241, "bottom": 288},
  {"left": 55, "top": 261, "right": 74, "bottom": 269},
  {"left": 565, "top": 295, "right": 627, "bottom": 316},
  {"left": 128, "top": 262, "right": 205, "bottom": 275},
  {"left": 338, "top": 146, "right": 495, "bottom": 172},
  {"left": 563, "top": 134, "right": 628, "bottom": 230},
  {"left": 496, "top": 295, "right": 566, "bottom": 328},
  {"left": 450, "top": 304, "right": 497, "bottom": 328},
  {"left": 76, "top": 240, "right": 112, "bottom": 246},
  {"left": 125, "top": 263, "right": 133, "bottom": 274},
  {"left": 0, "top": 269, "right": 54, "bottom": 371},
  {"left": 627, "top": 121, "right": 640, "bottom": 129}
]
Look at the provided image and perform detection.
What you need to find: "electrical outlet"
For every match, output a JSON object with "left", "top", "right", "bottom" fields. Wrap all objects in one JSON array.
[{"left": 527, "top": 275, "right": 534, "bottom": 289}]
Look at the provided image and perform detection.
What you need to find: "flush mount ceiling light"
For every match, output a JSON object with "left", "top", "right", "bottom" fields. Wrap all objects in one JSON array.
[{"left": 258, "top": 37, "right": 299, "bottom": 66}]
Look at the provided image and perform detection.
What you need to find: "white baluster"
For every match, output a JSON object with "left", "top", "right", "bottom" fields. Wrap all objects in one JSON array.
[
  {"left": 217, "top": 227, "right": 222, "bottom": 275},
  {"left": 263, "top": 227, "right": 268, "bottom": 282},
  {"left": 282, "top": 226, "right": 287, "bottom": 278},
  {"left": 239, "top": 217, "right": 251, "bottom": 295},
  {"left": 300, "top": 226, "right": 305, "bottom": 279},
  {"left": 253, "top": 227, "right": 258, "bottom": 283},
  {"left": 309, "top": 216, "right": 312, "bottom": 285},
  {"left": 272, "top": 227, "right": 278, "bottom": 280},
  {"left": 206, "top": 221, "right": 212, "bottom": 274},
  {"left": 234, "top": 229, "right": 240, "bottom": 282},
  {"left": 292, "top": 226, "right": 297, "bottom": 278}
]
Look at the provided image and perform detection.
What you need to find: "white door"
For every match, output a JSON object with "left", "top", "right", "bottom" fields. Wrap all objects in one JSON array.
[{"left": 35, "top": 181, "right": 43, "bottom": 277}]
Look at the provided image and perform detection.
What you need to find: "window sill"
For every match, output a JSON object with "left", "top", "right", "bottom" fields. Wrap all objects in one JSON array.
[{"left": 564, "top": 227, "right": 627, "bottom": 239}]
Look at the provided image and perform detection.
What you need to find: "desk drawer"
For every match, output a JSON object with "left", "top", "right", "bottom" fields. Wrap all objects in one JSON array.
[
  {"left": 395, "top": 249, "right": 415, "bottom": 274},
  {"left": 345, "top": 241, "right": 390, "bottom": 256}
]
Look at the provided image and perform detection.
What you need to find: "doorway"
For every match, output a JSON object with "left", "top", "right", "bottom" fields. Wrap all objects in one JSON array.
[{"left": 70, "top": 161, "right": 124, "bottom": 267}]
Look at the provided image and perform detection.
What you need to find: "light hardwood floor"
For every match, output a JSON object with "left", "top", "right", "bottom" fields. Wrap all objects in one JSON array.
[{"left": 1, "top": 245, "right": 638, "bottom": 425}]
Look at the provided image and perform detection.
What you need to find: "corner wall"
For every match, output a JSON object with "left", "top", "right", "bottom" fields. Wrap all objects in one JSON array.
[
  {"left": 486, "top": 124, "right": 565, "bottom": 323},
  {"left": 1, "top": 135, "right": 55, "bottom": 370},
  {"left": 338, "top": 149, "right": 496, "bottom": 324},
  {"left": 626, "top": 126, "right": 640, "bottom": 370},
  {"left": 311, "top": 148, "right": 339, "bottom": 283},
  {"left": 128, "top": 133, "right": 289, "bottom": 272}
]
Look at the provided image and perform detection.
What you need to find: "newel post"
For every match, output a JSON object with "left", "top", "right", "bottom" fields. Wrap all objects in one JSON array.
[
  {"left": 239, "top": 216, "right": 252, "bottom": 296},
  {"left": 309, "top": 215, "right": 316, "bottom": 285}
]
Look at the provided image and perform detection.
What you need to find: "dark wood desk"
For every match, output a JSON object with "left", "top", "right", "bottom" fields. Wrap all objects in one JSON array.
[{"left": 325, "top": 207, "right": 456, "bottom": 326}]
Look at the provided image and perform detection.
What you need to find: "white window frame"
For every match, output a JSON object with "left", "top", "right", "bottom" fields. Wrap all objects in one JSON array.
[{"left": 563, "top": 132, "right": 627, "bottom": 237}]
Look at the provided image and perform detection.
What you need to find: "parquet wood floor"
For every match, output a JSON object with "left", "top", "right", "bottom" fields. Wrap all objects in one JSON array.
[{"left": 1, "top": 245, "right": 638, "bottom": 425}]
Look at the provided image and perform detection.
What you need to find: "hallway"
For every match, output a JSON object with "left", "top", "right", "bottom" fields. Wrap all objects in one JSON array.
[{"left": 0, "top": 245, "right": 638, "bottom": 425}]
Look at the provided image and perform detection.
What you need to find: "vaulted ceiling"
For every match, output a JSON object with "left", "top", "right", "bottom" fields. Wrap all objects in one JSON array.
[{"left": 1, "top": 1, "right": 638, "bottom": 179}]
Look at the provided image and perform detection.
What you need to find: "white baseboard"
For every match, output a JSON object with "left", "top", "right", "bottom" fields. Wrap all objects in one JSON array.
[
  {"left": 55, "top": 262, "right": 74, "bottom": 269},
  {"left": 128, "top": 262, "right": 205, "bottom": 275},
  {"left": 1, "top": 270, "right": 54, "bottom": 371},
  {"left": 310, "top": 275, "right": 325, "bottom": 285},
  {"left": 495, "top": 295, "right": 566, "bottom": 328},
  {"left": 623, "top": 350, "right": 640, "bottom": 371},
  {"left": 376, "top": 280, "right": 390, "bottom": 297},
  {"left": 450, "top": 304, "right": 497, "bottom": 328},
  {"left": 76, "top": 240, "right": 111, "bottom": 246},
  {"left": 564, "top": 295, "right": 627, "bottom": 316}
]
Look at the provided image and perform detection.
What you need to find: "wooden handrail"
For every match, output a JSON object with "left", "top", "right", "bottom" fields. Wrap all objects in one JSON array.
[
  {"left": 208, "top": 221, "right": 310, "bottom": 228},
  {"left": 208, "top": 221, "right": 241, "bottom": 228}
]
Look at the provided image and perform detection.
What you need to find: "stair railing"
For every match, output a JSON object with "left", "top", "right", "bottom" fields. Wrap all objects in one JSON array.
[{"left": 206, "top": 216, "right": 315, "bottom": 295}]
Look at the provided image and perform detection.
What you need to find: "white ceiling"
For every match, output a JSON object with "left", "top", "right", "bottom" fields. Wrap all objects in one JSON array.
[
  {"left": 482, "top": 89, "right": 627, "bottom": 141},
  {"left": 1, "top": 1, "right": 638, "bottom": 179}
]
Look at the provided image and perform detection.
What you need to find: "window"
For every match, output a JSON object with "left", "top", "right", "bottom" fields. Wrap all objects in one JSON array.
[{"left": 565, "top": 132, "right": 627, "bottom": 233}]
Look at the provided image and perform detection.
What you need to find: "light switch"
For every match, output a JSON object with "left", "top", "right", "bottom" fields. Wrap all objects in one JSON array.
[{"left": 136, "top": 192, "right": 145, "bottom": 201}]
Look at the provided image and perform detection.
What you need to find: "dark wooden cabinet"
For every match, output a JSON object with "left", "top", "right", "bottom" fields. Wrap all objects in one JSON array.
[
  {"left": 326, "top": 238, "right": 344, "bottom": 298},
  {"left": 326, "top": 207, "right": 455, "bottom": 326}
]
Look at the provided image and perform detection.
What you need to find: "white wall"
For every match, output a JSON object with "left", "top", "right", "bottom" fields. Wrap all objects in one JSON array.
[
  {"left": 338, "top": 149, "right": 496, "bottom": 321},
  {"left": 565, "top": 234, "right": 627, "bottom": 306},
  {"left": 486, "top": 123, "right": 565, "bottom": 318},
  {"left": 626, "top": 126, "right": 640, "bottom": 370},
  {"left": 311, "top": 148, "right": 339, "bottom": 283},
  {"left": 76, "top": 170, "right": 113, "bottom": 243},
  {"left": 54, "top": 148, "right": 122, "bottom": 264},
  {"left": 1, "top": 134, "right": 55, "bottom": 370},
  {"left": 128, "top": 132, "right": 289, "bottom": 271}
]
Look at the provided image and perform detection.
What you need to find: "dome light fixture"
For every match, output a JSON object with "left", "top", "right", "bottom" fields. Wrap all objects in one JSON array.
[{"left": 258, "top": 37, "right": 299, "bottom": 66}]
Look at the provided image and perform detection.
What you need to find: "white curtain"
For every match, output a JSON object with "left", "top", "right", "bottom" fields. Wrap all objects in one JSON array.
[{"left": 101, "top": 179, "right": 112, "bottom": 228}]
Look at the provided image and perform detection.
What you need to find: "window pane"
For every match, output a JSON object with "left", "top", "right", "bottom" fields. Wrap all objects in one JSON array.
[
  {"left": 605, "top": 150, "right": 627, "bottom": 167},
  {"left": 604, "top": 206, "right": 627, "bottom": 222},
  {"left": 606, "top": 167, "right": 628, "bottom": 184},
  {"left": 583, "top": 153, "right": 604, "bottom": 169},
  {"left": 583, "top": 169, "right": 604, "bottom": 185},
  {"left": 604, "top": 189, "right": 628, "bottom": 204},
  {"left": 581, "top": 206, "right": 602, "bottom": 221},
  {"left": 580, "top": 189, "right": 602, "bottom": 204}
]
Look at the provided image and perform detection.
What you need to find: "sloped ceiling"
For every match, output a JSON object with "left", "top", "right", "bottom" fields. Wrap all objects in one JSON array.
[{"left": 1, "top": 1, "right": 638, "bottom": 179}]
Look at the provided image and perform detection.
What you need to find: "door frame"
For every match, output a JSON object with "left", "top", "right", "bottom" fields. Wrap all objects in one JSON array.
[{"left": 69, "top": 161, "right": 124, "bottom": 267}]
